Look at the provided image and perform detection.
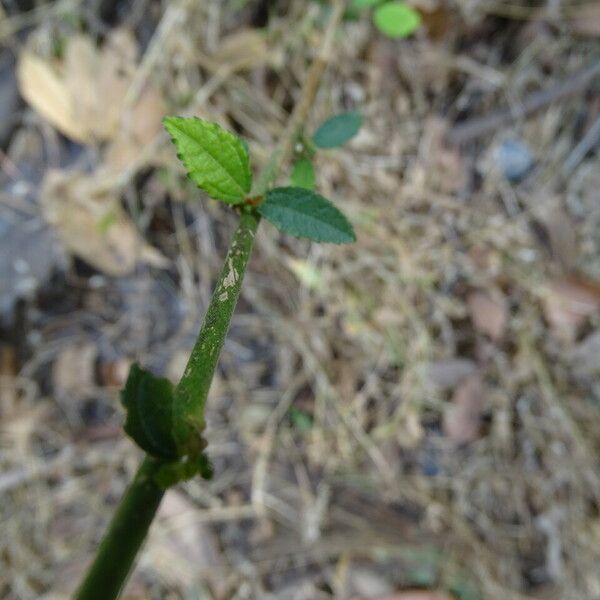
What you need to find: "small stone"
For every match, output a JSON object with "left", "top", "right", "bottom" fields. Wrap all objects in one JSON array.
[{"left": 494, "top": 139, "right": 534, "bottom": 182}]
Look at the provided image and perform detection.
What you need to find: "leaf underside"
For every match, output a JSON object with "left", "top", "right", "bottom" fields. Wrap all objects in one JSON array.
[
  {"left": 163, "top": 116, "right": 252, "bottom": 204},
  {"left": 259, "top": 187, "right": 355, "bottom": 244},
  {"left": 312, "top": 111, "right": 363, "bottom": 149}
]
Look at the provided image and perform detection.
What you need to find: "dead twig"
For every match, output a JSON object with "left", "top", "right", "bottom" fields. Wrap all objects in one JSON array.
[{"left": 447, "top": 60, "right": 600, "bottom": 145}]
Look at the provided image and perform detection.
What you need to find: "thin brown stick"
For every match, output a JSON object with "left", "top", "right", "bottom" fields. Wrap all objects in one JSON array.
[{"left": 447, "top": 59, "right": 600, "bottom": 145}]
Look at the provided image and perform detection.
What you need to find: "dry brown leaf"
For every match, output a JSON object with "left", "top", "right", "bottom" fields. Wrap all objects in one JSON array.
[
  {"left": 569, "top": 3, "right": 600, "bottom": 37},
  {"left": 98, "top": 357, "right": 132, "bottom": 388},
  {"left": 40, "top": 170, "right": 168, "bottom": 276},
  {"left": 0, "top": 346, "right": 18, "bottom": 418},
  {"left": 467, "top": 290, "right": 508, "bottom": 341},
  {"left": 63, "top": 35, "right": 101, "bottom": 137},
  {"left": 417, "top": 4, "right": 454, "bottom": 41},
  {"left": 542, "top": 206, "right": 577, "bottom": 272},
  {"left": 426, "top": 358, "right": 477, "bottom": 390},
  {"left": 212, "top": 29, "right": 269, "bottom": 71},
  {"left": 95, "top": 29, "right": 138, "bottom": 137},
  {"left": 17, "top": 29, "right": 161, "bottom": 157},
  {"left": 105, "top": 84, "right": 166, "bottom": 171},
  {"left": 443, "top": 373, "right": 485, "bottom": 444},
  {"left": 64, "top": 30, "right": 137, "bottom": 141},
  {"left": 53, "top": 342, "right": 97, "bottom": 398},
  {"left": 17, "top": 51, "right": 89, "bottom": 143},
  {"left": 543, "top": 275, "right": 600, "bottom": 341}
]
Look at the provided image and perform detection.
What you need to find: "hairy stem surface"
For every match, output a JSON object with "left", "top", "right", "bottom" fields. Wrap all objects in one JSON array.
[{"left": 174, "top": 209, "right": 259, "bottom": 436}]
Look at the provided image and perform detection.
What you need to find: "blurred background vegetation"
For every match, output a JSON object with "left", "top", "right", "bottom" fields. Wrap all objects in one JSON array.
[{"left": 1, "top": 1, "right": 599, "bottom": 598}]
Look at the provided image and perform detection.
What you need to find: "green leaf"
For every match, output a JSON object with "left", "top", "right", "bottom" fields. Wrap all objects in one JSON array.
[
  {"left": 290, "top": 158, "right": 316, "bottom": 190},
  {"left": 373, "top": 2, "right": 421, "bottom": 38},
  {"left": 121, "top": 364, "right": 213, "bottom": 483},
  {"left": 258, "top": 187, "right": 356, "bottom": 244},
  {"left": 163, "top": 116, "right": 252, "bottom": 204},
  {"left": 121, "top": 363, "right": 179, "bottom": 460},
  {"left": 312, "top": 111, "right": 363, "bottom": 149},
  {"left": 289, "top": 407, "right": 313, "bottom": 431}
]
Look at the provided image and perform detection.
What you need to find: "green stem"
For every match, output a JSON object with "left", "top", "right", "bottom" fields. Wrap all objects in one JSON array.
[
  {"left": 176, "top": 0, "right": 348, "bottom": 432},
  {"left": 74, "top": 457, "right": 165, "bottom": 600},
  {"left": 75, "top": 4, "right": 346, "bottom": 598},
  {"left": 174, "top": 209, "right": 260, "bottom": 434}
]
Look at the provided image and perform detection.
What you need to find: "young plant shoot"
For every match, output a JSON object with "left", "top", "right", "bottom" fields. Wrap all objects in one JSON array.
[
  {"left": 290, "top": 110, "right": 363, "bottom": 191},
  {"left": 74, "top": 4, "right": 356, "bottom": 598}
]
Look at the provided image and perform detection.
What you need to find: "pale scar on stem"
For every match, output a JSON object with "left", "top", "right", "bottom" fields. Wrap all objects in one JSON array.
[{"left": 222, "top": 258, "right": 238, "bottom": 290}]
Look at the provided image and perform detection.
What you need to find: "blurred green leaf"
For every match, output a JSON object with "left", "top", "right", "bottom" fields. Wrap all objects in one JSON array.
[
  {"left": 373, "top": 1, "right": 421, "bottom": 38},
  {"left": 313, "top": 111, "right": 363, "bottom": 148},
  {"left": 289, "top": 407, "right": 313, "bottom": 431}
]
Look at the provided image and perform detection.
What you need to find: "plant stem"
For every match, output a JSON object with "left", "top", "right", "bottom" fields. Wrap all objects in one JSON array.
[
  {"left": 74, "top": 457, "right": 165, "bottom": 600},
  {"left": 177, "top": 0, "right": 346, "bottom": 434},
  {"left": 75, "top": 3, "right": 346, "bottom": 598},
  {"left": 174, "top": 209, "right": 259, "bottom": 434}
]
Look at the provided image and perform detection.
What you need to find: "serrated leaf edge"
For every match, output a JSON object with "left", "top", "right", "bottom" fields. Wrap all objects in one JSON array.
[
  {"left": 163, "top": 116, "right": 251, "bottom": 203},
  {"left": 259, "top": 187, "right": 356, "bottom": 244}
]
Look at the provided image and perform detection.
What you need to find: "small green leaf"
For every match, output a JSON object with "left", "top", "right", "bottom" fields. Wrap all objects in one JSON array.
[
  {"left": 121, "top": 364, "right": 213, "bottom": 483},
  {"left": 163, "top": 116, "right": 252, "bottom": 204},
  {"left": 373, "top": 2, "right": 421, "bottom": 38},
  {"left": 258, "top": 187, "right": 356, "bottom": 244},
  {"left": 312, "top": 111, "right": 363, "bottom": 149},
  {"left": 290, "top": 158, "right": 316, "bottom": 190},
  {"left": 121, "top": 364, "right": 179, "bottom": 460},
  {"left": 289, "top": 407, "right": 313, "bottom": 431}
]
